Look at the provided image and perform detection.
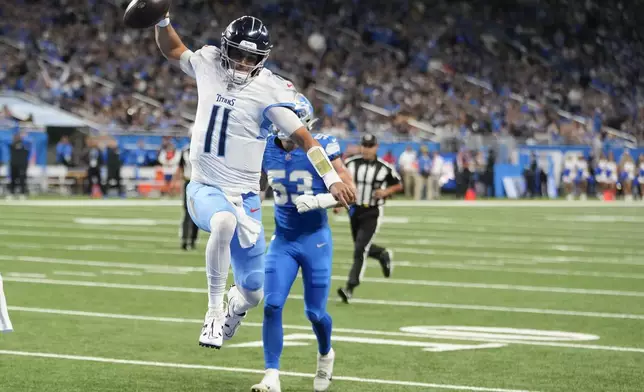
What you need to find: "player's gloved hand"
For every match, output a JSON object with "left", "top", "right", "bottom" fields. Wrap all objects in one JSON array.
[
  {"left": 294, "top": 194, "right": 320, "bottom": 213},
  {"left": 329, "top": 182, "right": 355, "bottom": 209}
]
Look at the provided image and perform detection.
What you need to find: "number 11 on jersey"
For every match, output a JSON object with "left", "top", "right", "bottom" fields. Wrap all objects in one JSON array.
[{"left": 204, "top": 105, "right": 231, "bottom": 157}]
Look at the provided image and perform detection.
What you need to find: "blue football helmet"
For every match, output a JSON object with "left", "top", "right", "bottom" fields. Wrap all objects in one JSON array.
[{"left": 274, "top": 93, "right": 318, "bottom": 140}]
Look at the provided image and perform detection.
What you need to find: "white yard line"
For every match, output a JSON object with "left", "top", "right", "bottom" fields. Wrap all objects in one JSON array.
[
  {"left": 3, "top": 220, "right": 641, "bottom": 251},
  {"left": 8, "top": 251, "right": 644, "bottom": 281},
  {"left": 0, "top": 350, "right": 534, "bottom": 392},
  {"left": 53, "top": 271, "right": 97, "bottom": 277},
  {"left": 4, "top": 277, "right": 644, "bottom": 320},
  {"left": 392, "top": 261, "right": 644, "bottom": 280},
  {"left": 0, "top": 221, "right": 173, "bottom": 235},
  {"left": 3, "top": 255, "right": 643, "bottom": 297},
  {"left": 0, "top": 228, "right": 640, "bottom": 257},
  {"left": 0, "top": 242, "right": 193, "bottom": 257},
  {"left": 0, "top": 229, "right": 167, "bottom": 243},
  {"left": 345, "top": 276, "right": 644, "bottom": 297},
  {"left": 5, "top": 213, "right": 644, "bottom": 243},
  {"left": 3, "top": 272, "right": 47, "bottom": 279},
  {"left": 9, "top": 306, "right": 644, "bottom": 354},
  {"left": 3, "top": 242, "right": 640, "bottom": 268},
  {"left": 0, "top": 255, "right": 203, "bottom": 273},
  {"left": 100, "top": 270, "right": 144, "bottom": 276},
  {"left": 3, "top": 214, "right": 644, "bottom": 245}
]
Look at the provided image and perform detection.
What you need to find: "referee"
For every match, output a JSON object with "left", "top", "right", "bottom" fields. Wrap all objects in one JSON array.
[
  {"left": 175, "top": 146, "right": 199, "bottom": 250},
  {"left": 337, "top": 133, "right": 403, "bottom": 303}
]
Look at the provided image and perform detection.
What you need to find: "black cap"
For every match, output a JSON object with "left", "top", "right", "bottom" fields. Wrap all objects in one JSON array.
[{"left": 360, "top": 133, "right": 378, "bottom": 147}]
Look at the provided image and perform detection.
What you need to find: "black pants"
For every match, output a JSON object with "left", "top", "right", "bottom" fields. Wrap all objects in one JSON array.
[
  {"left": 346, "top": 206, "right": 386, "bottom": 290},
  {"left": 182, "top": 180, "right": 199, "bottom": 246},
  {"left": 9, "top": 166, "right": 27, "bottom": 195},
  {"left": 106, "top": 169, "right": 123, "bottom": 195},
  {"left": 87, "top": 167, "right": 104, "bottom": 195}
]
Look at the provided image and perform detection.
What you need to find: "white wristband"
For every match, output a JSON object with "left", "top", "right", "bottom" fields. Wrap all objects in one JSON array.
[
  {"left": 322, "top": 171, "right": 342, "bottom": 190},
  {"left": 316, "top": 193, "right": 339, "bottom": 209},
  {"left": 156, "top": 18, "right": 170, "bottom": 28}
]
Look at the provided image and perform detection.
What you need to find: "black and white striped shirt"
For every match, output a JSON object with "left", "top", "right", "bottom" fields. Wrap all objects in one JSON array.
[{"left": 345, "top": 155, "right": 402, "bottom": 207}]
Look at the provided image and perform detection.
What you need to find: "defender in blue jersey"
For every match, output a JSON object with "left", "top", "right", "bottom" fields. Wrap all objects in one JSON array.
[{"left": 251, "top": 95, "right": 353, "bottom": 392}]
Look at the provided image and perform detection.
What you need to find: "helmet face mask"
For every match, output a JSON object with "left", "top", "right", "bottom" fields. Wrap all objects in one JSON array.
[{"left": 221, "top": 16, "right": 272, "bottom": 86}]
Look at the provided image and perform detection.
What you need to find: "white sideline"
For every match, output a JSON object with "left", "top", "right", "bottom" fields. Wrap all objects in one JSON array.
[
  {"left": 4, "top": 255, "right": 644, "bottom": 298},
  {"left": 9, "top": 306, "right": 644, "bottom": 354},
  {"left": 0, "top": 199, "right": 642, "bottom": 208},
  {"left": 4, "top": 277, "right": 644, "bottom": 320}
]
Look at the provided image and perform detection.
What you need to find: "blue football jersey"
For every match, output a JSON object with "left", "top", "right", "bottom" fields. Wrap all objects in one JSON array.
[{"left": 262, "top": 133, "right": 342, "bottom": 234}]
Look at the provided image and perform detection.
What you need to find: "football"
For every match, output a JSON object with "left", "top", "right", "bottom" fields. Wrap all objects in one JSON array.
[{"left": 123, "top": 0, "right": 171, "bottom": 29}]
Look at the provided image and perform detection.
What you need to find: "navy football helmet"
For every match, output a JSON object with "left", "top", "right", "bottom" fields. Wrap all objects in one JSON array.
[{"left": 221, "top": 16, "right": 272, "bottom": 86}]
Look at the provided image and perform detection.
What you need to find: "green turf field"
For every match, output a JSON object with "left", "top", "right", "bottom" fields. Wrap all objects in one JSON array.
[{"left": 0, "top": 200, "right": 643, "bottom": 392}]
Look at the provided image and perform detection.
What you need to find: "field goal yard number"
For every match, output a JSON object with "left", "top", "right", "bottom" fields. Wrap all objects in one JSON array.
[{"left": 228, "top": 326, "right": 599, "bottom": 353}]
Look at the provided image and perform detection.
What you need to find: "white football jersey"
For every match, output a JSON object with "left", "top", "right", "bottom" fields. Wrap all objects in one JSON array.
[{"left": 181, "top": 46, "right": 298, "bottom": 195}]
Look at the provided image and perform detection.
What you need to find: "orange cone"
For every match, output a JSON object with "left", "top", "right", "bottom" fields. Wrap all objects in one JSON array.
[
  {"left": 603, "top": 190, "right": 615, "bottom": 201},
  {"left": 465, "top": 188, "right": 476, "bottom": 201},
  {"left": 91, "top": 184, "right": 103, "bottom": 199}
]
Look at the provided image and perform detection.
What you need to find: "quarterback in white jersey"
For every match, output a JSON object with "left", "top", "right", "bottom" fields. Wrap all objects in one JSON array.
[{"left": 155, "top": 13, "right": 356, "bottom": 350}]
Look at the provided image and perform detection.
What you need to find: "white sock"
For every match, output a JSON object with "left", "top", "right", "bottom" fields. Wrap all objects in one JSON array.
[
  {"left": 205, "top": 212, "right": 237, "bottom": 313},
  {"left": 0, "top": 274, "right": 13, "bottom": 333},
  {"left": 264, "top": 368, "right": 279, "bottom": 383}
]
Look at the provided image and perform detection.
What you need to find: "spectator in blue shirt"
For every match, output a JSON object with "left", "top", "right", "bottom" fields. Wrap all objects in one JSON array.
[
  {"left": 56, "top": 136, "right": 73, "bottom": 167},
  {"left": 132, "top": 139, "right": 148, "bottom": 167}
]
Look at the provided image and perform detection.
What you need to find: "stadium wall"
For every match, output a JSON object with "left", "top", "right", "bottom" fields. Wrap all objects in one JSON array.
[{"left": 3, "top": 129, "right": 644, "bottom": 199}]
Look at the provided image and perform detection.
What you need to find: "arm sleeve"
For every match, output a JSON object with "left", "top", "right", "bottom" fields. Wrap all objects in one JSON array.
[
  {"left": 179, "top": 50, "right": 196, "bottom": 78},
  {"left": 264, "top": 106, "right": 304, "bottom": 137}
]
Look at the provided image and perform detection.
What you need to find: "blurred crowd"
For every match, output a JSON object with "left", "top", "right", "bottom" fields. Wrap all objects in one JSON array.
[{"left": 0, "top": 0, "right": 643, "bottom": 145}]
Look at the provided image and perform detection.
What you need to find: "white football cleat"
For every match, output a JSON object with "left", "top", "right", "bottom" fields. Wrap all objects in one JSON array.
[
  {"left": 198, "top": 308, "right": 225, "bottom": 349},
  {"left": 314, "top": 348, "right": 335, "bottom": 391},
  {"left": 251, "top": 369, "right": 281, "bottom": 392},
  {"left": 223, "top": 285, "right": 247, "bottom": 341}
]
